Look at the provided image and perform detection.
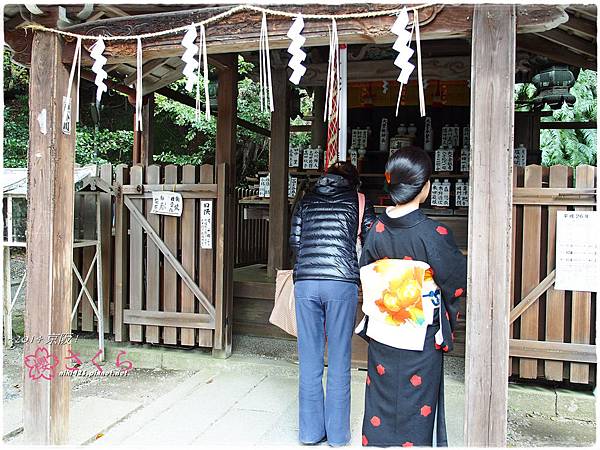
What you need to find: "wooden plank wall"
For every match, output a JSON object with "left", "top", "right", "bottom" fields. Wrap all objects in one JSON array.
[
  {"left": 510, "top": 164, "right": 597, "bottom": 384},
  {"left": 234, "top": 187, "right": 269, "bottom": 267}
]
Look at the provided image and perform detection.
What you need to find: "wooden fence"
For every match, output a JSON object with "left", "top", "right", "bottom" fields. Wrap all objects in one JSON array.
[
  {"left": 510, "top": 164, "right": 597, "bottom": 384},
  {"left": 234, "top": 187, "right": 269, "bottom": 267},
  {"left": 68, "top": 163, "right": 597, "bottom": 383},
  {"left": 71, "top": 163, "right": 228, "bottom": 351}
]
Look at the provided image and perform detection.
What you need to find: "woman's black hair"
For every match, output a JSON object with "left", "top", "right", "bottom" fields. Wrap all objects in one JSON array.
[
  {"left": 328, "top": 161, "right": 360, "bottom": 188},
  {"left": 385, "top": 146, "right": 432, "bottom": 204}
]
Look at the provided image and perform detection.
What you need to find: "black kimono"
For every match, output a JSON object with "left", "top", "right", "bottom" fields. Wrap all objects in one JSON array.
[{"left": 358, "top": 208, "right": 467, "bottom": 447}]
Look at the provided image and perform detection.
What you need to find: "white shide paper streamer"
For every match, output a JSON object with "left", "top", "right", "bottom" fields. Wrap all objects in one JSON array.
[
  {"left": 181, "top": 25, "right": 199, "bottom": 92},
  {"left": 90, "top": 38, "right": 108, "bottom": 103},
  {"left": 391, "top": 8, "right": 415, "bottom": 116},
  {"left": 286, "top": 16, "right": 306, "bottom": 85}
]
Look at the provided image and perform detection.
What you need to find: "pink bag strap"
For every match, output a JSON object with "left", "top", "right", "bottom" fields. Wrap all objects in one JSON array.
[{"left": 357, "top": 192, "right": 365, "bottom": 238}]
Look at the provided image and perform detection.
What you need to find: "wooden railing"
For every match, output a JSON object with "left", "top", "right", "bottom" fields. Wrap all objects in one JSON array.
[{"left": 510, "top": 164, "right": 597, "bottom": 384}]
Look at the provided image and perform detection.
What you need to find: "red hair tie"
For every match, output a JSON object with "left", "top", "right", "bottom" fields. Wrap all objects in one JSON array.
[{"left": 384, "top": 172, "right": 391, "bottom": 184}]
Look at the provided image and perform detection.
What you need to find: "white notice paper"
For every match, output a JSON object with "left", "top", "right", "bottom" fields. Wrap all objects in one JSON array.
[
  {"left": 150, "top": 191, "right": 183, "bottom": 217},
  {"left": 62, "top": 96, "right": 72, "bottom": 135},
  {"left": 555, "top": 211, "right": 599, "bottom": 292},
  {"left": 200, "top": 200, "right": 213, "bottom": 249}
]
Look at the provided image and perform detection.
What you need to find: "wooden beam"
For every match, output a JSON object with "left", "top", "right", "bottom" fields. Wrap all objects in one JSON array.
[
  {"left": 213, "top": 53, "right": 238, "bottom": 358},
  {"left": 99, "top": 5, "right": 129, "bottom": 18},
  {"left": 123, "top": 57, "right": 171, "bottom": 86},
  {"left": 540, "top": 121, "right": 597, "bottom": 129},
  {"left": 465, "top": 5, "right": 515, "bottom": 447},
  {"left": 155, "top": 86, "right": 271, "bottom": 137},
  {"left": 509, "top": 339, "right": 597, "bottom": 364},
  {"left": 268, "top": 65, "right": 291, "bottom": 278},
  {"left": 63, "top": 5, "right": 567, "bottom": 64},
  {"left": 311, "top": 86, "right": 327, "bottom": 149},
  {"left": 302, "top": 56, "right": 471, "bottom": 86},
  {"left": 566, "top": 6, "right": 597, "bottom": 22},
  {"left": 23, "top": 31, "right": 75, "bottom": 444},
  {"left": 535, "top": 28, "right": 596, "bottom": 58},
  {"left": 509, "top": 270, "right": 555, "bottom": 324},
  {"left": 123, "top": 309, "right": 213, "bottom": 329},
  {"left": 290, "top": 124, "right": 311, "bottom": 133},
  {"left": 131, "top": 94, "right": 154, "bottom": 165},
  {"left": 517, "top": 34, "right": 596, "bottom": 70},
  {"left": 560, "top": 15, "right": 597, "bottom": 39},
  {"left": 141, "top": 62, "right": 184, "bottom": 95},
  {"left": 81, "top": 68, "right": 135, "bottom": 96}
]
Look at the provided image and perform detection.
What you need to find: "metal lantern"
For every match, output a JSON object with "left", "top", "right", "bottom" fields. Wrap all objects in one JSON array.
[{"left": 531, "top": 66, "right": 576, "bottom": 110}]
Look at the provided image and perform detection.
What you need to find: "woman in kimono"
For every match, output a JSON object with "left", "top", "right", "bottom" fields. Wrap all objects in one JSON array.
[{"left": 356, "top": 147, "right": 467, "bottom": 447}]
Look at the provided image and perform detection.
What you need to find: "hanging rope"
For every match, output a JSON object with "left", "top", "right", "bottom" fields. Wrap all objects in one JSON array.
[
  {"left": 259, "top": 12, "right": 274, "bottom": 112},
  {"left": 414, "top": 10, "right": 426, "bottom": 117},
  {"left": 135, "top": 38, "right": 143, "bottom": 131},
  {"left": 65, "top": 36, "right": 81, "bottom": 123},
  {"left": 324, "top": 18, "right": 339, "bottom": 123},
  {"left": 199, "top": 24, "right": 211, "bottom": 120}
]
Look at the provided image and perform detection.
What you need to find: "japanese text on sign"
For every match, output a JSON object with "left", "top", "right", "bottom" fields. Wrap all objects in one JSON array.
[
  {"left": 555, "top": 211, "right": 599, "bottom": 292},
  {"left": 150, "top": 191, "right": 183, "bottom": 216},
  {"left": 303, "top": 148, "right": 320, "bottom": 170},
  {"left": 200, "top": 200, "right": 213, "bottom": 249},
  {"left": 62, "top": 96, "right": 72, "bottom": 135},
  {"left": 289, "top": 147, "right": 300, "bottom": 168}
]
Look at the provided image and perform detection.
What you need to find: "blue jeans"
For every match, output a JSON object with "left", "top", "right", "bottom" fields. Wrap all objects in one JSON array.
[{"left": 295, "top": 279, "right": 359, "bottom": 446}]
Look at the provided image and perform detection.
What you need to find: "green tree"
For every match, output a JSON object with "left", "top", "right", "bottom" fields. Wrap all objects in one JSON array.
[
  {"left": 3, "top": 49, "right": 134, "bottom": 167},
  {"left": 4, "top": 51, "right": 312, "bottom": 182},
  {"left": 515, "top": 69, "right": 597, "bottom": 167}
]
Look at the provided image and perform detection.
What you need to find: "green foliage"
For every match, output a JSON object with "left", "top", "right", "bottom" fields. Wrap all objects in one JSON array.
[
  {"left": 152, "top": 56, "right": 314, "bottom": 183},
  {"left": 514, "top": 69, "right": 597, "bottom": 167},
  {"left": 3, "top": 51, "right": 312, "bottom": 180},
  {"left": 3, "top": 49, "right": 134, "bottom": 168},
  {"left": 76, "top": 127, "right": 133, "bottom": 165}
]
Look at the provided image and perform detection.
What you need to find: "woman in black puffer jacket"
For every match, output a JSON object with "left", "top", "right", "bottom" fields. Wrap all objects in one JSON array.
[{"left": 289, "top": 162, "right": 375, "bottom": 447}]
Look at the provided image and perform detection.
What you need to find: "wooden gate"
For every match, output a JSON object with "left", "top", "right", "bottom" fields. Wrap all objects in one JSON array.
[
  {"left": 111, "top": 163, "right": 228, "bottom": 351},
  {"left": 510, "top": 164, "right": 597, "bottom": 384}
]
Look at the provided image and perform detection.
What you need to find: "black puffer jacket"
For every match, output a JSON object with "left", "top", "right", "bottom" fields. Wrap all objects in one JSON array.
[{"left": 289, "top": 173, "right": 376, "bottom": 284}]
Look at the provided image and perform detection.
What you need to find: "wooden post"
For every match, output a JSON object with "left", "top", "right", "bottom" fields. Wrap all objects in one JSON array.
[
  {"left": 311, "top": 86, "right": 327, "bottom": 149},
  {"left": 464, "top": 5, "right": 515, "bottom": 446},
  {"left": 113, "top": 164, "right": 129, "bottom": 342},
  {"left": 23, "top": 31, "right": 76, "bottom": 444},
  {"left": 3, "top": 246, "right": 12, "bottom": 348},
  {"left": 131, "top": 94, "right": 154, "bottom": 165},
  {"left": 213, "top": 53, "right": 237, "bottom": 358},
  {"left": 570, "top": 165, "right": 595, "bottom": 383},
  {"left": 268, "top": 64, "right": 291, "bottom": 278}
]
